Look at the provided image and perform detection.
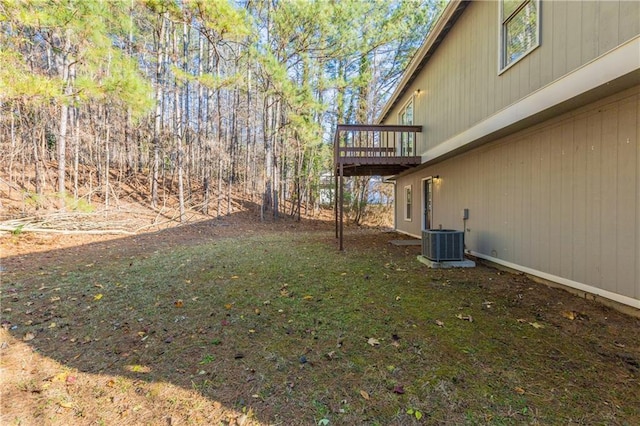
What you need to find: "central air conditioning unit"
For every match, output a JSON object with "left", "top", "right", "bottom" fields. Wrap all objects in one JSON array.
[{"left": 422, "top": 229, "right": 464, "bottom": 262}]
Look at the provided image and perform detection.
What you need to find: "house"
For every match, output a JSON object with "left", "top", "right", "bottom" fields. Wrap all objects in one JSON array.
[{"left": 334, "top": 0, "right": 639, "bottom": 312}]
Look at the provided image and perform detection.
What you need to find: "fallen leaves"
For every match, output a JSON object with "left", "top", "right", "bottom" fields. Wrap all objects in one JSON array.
[
  {"left": 359, "top": 389, "right": 370, "bottom": 400},
  {"left": 562, "top": 310, "right": 587, "bottom": 321},
  {"left": 93, "top": 293, "right": 103, "bottom": 301},
  {"left": 23, "top": 332, "right": 35, "bottom": 341},
  {"left": 406, "top": 408, "right": 423, "bottom": 420},
  {"left": 435, "top": 319, "right": 445, "bottom": 327},
  {"left": 514, "top": 316, "right": 546, "bottom": 329},
  {"left": 174, "top": 300, "right": 184, "bottom": 308},
  {"left": 456, "top": 314, "right": 473, "bottom": 322},
  {"left": 367, "top": 337, "right": 380, "bottom": 346},
  {"left": 125, "top": 364, "right": 151, "bottom": 373}
]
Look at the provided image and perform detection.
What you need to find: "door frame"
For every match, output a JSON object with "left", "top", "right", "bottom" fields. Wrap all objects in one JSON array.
[{"left": 421, "top": 176, "right": 434, "bottom": 231}]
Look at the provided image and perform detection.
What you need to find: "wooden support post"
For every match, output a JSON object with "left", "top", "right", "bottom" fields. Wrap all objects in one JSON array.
[
  {"left": 339, "top": 163, "right": 344, "bottom": 251},
  {"left": 334, "top": 169, "right": 338, "bottom": 239}
]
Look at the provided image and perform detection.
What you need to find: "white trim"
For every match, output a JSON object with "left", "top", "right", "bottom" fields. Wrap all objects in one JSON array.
[
  {"left": 468, "top": 251, "right": 640, "bottom": 310},
  {"left": 421, "top": 36, "right": 640, "bottom": 163}
]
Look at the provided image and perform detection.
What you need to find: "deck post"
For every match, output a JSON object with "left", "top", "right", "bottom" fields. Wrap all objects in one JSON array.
[
  {"left": 339, "top": 163, "right": 344, "bottom": 251},
  {"left": 334, "top": 170, "right": 338, "bottom": 239}
]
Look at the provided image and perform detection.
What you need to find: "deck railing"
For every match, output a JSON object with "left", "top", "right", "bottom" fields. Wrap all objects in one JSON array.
[{"left": 334, "top": 124, "right": 423, "bottom": 163}]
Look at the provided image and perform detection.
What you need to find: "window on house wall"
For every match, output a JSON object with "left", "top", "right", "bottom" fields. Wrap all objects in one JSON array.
[
  {"left": 404, "top": 185, "right": 412, "bottom": 221},
  {"left": 500, "top": 0, "right": 540, "bottom": 71},
  {"left": 398, "top": 97, "right": 414, "bottom": 156}
]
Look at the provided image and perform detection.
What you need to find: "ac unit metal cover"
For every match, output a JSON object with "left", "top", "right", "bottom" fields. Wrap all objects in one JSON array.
[{"left": 422, "top": 230, "right": 464, "bottom": 262}]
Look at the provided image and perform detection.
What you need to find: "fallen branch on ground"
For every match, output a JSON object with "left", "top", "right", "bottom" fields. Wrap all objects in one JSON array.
[{"left": 0, "top": 225, "right": 134, "bottom": 235}]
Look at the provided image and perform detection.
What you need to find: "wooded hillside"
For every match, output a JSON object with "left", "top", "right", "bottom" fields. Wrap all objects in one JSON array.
[{"left": 0, "top": 0, "right": 443, "bottom": 223}]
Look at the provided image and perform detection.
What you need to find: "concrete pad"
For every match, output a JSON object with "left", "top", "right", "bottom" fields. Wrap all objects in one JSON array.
[
  {"left": 417, "top": 255, "right": 476, "bottom": 269},
  {"left": 389, "top": 239, "right": 422, "bottom": 246}
]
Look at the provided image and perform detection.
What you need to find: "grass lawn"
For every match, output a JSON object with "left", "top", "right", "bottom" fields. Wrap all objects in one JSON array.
[{"left": 2, "top": 222, "right": 639, "bottom": 425}]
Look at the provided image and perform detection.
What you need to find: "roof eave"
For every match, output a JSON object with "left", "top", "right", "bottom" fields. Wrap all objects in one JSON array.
[{"left": 377, "top": 0, "right": 471, "bottom": 124}]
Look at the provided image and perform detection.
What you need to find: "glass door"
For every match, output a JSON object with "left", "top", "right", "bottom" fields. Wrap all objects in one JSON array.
[{"left": 423, "top": 178, "right": 433, "bottom": 230}]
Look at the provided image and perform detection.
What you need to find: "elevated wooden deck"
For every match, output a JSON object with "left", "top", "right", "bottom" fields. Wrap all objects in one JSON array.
[
  {"left": 334, "top": 124, "right": 422, "bottom": 177},
  {"left": 333, "top": 124, "right": 422, "bottom": 250}
]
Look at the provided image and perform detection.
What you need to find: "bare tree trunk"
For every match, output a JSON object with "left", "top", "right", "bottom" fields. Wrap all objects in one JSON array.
[
  {"left": 57, "top": 34, "right": 72, "bottom": 197},
  {"left": 151, "top": 13, "right": 166, "bottom": 209},
  {"left": 104, "top": 108, "right": 111, "bottom": 210},
  {"left": 217, "top": 156, "right": 223, "bottom": 218}
]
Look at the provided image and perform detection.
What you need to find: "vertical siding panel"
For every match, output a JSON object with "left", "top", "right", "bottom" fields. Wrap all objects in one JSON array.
[
  {"left": 539, "top": 131, "right": 551, "bottom": 273},
  {"left": 527, "top": 47, "right": 541, "bottom": 94},
  {"left": 580, "top": 1, "right": 598, "bottom": 64},
  {"left": 619, "top": 1, "right": 640, "bottom": 43},
  {"left": 572, "top": 115, "right": 588, "bottom": 285},
  {"left": 474, "top": 7, "right": 481, "bottom": 123},
  {"left": 539, "top": 0, "right": 553, "bottom": 86},
  {"left": 586, "top": 111, "right": 603, "bottom": 289},
  {"left": 464, "top": 154, "right": 475, "bottom": 249},
  {"left": 598, "top": 1, "right": 620, "bottom": 55},
  {"left": 600, "top": 105, "right": 619, "bottom": 293},
  {"left": 481, "top": 4, "right": 489, "bottom": 124},
  {"left": 518, "top": 49, "right": 530, "bottom": 100},
  {"left": 509, "top": 140, "right": 519, "bottom": 264},
  {"left": 616, "top": 95, "right": 638, "bottom": 298},
  {"left": 495, "top": 142, "right": 513, "bottom": 261},
  {"left": 486, "top": 1, "right": 496, "bottom": 116},
  {"left": 464, "top": 16, "right": 472, "bottom": 129},
  {"left": 565, "top": 0, "right": 583, "bottom": 72},
  {"left": 520, "top": 135, "right": 533, "bottom": 265},
  {"left": 637, "top": 93, "right": 640, "bottom": 301},
  {"left": 511, "top": 140, "right": 523, "bottom": 264},
  {"left": 560, "top": 121, "right": 574, "bottom": 278},
  {"left": 529, "top": 133, "right": 543, "bottom": 269},
  {"left": 548, "top": 125, "right": 563, "bottom": 276},
  {"left": 484, "top": 148, "right": 494, "bottom": 256},
  {"left": 499, "top": 146, "right": 509, "bottom": 258},
  {"left": 552, "top": 0, "right": 568, "bottom": 80},
  {"left": 510, "top": 55, "right": 521, "bottom": 103},
  {"left": 503, "top": 65, "right": 513, "bottom": 110}
]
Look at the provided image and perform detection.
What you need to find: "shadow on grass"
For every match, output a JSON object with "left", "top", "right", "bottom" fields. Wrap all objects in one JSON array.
[{"left": 2, "top": 210, "right": 640, "bottom": 425}]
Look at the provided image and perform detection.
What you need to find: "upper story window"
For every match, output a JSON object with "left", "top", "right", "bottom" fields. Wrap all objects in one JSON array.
[
  {"left": 398, "top": 97, "right": 414, "bottom": 156},
  {"left": 500, "top": 0, "right": 540, "bottom": 72}
]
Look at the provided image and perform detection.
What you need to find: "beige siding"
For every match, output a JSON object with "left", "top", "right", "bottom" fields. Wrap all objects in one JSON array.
[
  {"left": 385, "top": 1, "right": 640, "bottom": 154},
  {"left": 395, "top": 86, "right": 639, "bottom": 302}
]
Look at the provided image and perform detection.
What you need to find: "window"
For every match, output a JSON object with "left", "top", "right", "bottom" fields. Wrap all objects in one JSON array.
[
  {"left": 500, "top": 0, "right": 539, "bottom": 71},
  {"left": 404, "top": 185, "right": 412, "bottom": 221},
  {"left": 398, "top": 97, "right": 414, "bottom": 156}
]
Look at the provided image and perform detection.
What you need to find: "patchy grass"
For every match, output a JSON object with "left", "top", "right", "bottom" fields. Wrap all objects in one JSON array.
[{"left": 1, "top": 225, "right": 639, "bottom": 425}]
